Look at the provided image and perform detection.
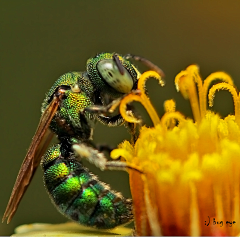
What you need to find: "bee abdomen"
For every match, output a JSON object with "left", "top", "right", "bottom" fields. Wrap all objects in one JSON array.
[{"left": 41, "top": 144, "right": 133, "bottom": 229}]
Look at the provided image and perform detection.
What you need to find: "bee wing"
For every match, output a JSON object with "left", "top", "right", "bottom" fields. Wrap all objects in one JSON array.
[{"left": 2, "top": 95, "right": 62, "bottom": 224}]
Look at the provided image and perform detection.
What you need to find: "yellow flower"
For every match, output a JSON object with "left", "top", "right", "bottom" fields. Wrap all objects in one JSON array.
[{"left": 111, "top": 66, "right": 240, "bottom": 236}]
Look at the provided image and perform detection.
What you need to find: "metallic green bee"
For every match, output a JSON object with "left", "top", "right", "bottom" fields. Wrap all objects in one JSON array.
[{"left": 2, "top": 53, "right": 164, "bottom": 228}]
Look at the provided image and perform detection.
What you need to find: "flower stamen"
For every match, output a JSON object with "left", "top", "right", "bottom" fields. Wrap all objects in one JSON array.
[
  {"left": 190, "top": 182, "right": 200, "bottom": 236},
  {"left": 175, "top": 65, "right": 235, "bottom": 122},
  {"left": 208, "top": 82, "right": 240, "bottom": 125},
  {"left": 119, "top": 71, "right": 164, "bottom": 126},
  {"left": 164, "top": 99, "right": 176, "bottom": 113},
  {"left": 201, "top": 72, "right": 233, "bottom": 117},
  {"left": 160, "top": 112, "right": 185, "bottom": 129},
  {"left": 175, "top": 66, "right": 201, "bottom": 123},
  {"left": 143, "top": 175, "right": 162, "bottom": 236}
]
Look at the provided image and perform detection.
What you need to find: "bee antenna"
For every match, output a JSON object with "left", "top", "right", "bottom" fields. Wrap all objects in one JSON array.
[
  {"left": 124, "top": 54, "right": 165, "bottom": 78},
  {"left": 113, "top": 53, "right": 125, "bottom": 75}
]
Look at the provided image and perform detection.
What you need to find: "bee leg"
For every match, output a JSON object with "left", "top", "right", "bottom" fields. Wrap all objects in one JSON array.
[
  {"left": 126, "top": 122, "right": 139, "bottom": 145},
  {"left": 85, "top": 89, "right": 142, "bottom": 115},
  {"left": 84, "top": 97, "right": 122, "bottom": 115},
  {"left": 97, "top": 114, "right": 124, "bottom": 126},
  {"left": 87, "top": 105, "right": 140, "bottom": 140},
  {"left": 72, "top": 143, "right": 142, "bottom": 173},
  {"left": 105, "top": 160, "right": 142, "bottom": 173},
  {"left": 72, "top": 143, "right": 110, "bottom": 170}
]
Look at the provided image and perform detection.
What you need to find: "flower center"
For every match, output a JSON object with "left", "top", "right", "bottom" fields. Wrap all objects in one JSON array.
[{"left": 111, "top": 67, "right": 240, "bottom": 236}]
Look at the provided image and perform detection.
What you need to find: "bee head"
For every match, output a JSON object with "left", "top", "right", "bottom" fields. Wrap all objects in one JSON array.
[{"left": 86, "top": 53, "right": 140, "bottom": 93}]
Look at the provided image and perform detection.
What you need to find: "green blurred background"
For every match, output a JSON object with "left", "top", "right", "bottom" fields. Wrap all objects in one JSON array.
[{"left": 1, "top": 1, "right": 240, "bottom": 235}]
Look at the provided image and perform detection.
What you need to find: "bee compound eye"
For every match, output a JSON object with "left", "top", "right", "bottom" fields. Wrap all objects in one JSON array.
[{"left": 97, "top": 59, "right": 133, "bottom": 93}]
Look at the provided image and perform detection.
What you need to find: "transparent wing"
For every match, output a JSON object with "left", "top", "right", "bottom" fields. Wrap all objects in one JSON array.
[{"left": 2, "top": 95, "right": 62, "bottom": 224}]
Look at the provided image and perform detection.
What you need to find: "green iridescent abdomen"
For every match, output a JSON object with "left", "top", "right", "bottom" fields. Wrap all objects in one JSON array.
[{"left": 41, "top": 144, "right": 133, "bottom": 229}]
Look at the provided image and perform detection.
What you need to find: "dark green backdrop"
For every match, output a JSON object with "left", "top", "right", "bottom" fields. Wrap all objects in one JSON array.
[{"left": 1, "top": 1, "right": 240, "bottom": 235}]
